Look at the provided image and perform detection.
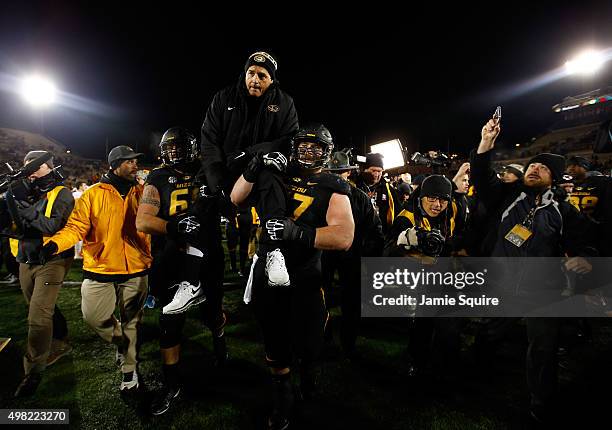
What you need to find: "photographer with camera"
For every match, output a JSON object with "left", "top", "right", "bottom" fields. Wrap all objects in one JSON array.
[
  {"left": 385, "top": 174, "right": 456, "bottom": 259},
  {"left": 2, "top": 151, "right": 75, "bottom": 397},
  {"left": 384, "top": 174, "right": 464, "bottom": 378}
]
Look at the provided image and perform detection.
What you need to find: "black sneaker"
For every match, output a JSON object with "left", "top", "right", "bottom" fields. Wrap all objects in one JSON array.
[
  {"left": 267, "top": 413, "right": 289, "bottom": 430},
  {"left": 299, "top": 365, "right": 320, "bottom": 401},
  {"left": 268, "top": 377, "right": 293, "bottom": 430},
  {"left": 212, "top": 335, "right": 229, "bottom": 367},
  {"left": 529, "top": 404, "right": 557, "bottom": 426},
  {"left": 151, "top": 385, "right": 181, "bottom": 416},
  {"left": 14, "top": 373, "right": 42, "bottom": 398}
]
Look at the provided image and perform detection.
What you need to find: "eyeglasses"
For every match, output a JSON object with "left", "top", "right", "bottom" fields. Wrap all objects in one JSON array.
[{"left": 424, "top": 196, "right": 449, "bottom": 204}]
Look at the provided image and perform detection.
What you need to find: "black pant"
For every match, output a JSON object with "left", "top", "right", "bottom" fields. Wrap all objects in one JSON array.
[
  {"left": 526, "top": 317, "right": 561, "bottom": 407},
  {"left": 253, "top": 169, "right": 288, "bottom": 255},
  {"left": 237, "top": 210, "right": 252, "bottom": 273},
  {"left": 321, "top": 251, "right": 361, "bottom": 353},
  {"left": 408, "top": 317, "right": 463, "bottom": 371},
  {"left": 252, "top": 259, "right": 327, "bottom": 369},
  {"left": 226, "top": 220, "right": 240, "bottom": 271},
  {"left": 1, "top": 237, "right": 18, "bottom": 276},
  {"left": 157, "top": 245, "right": 225, "bottom": 348}
]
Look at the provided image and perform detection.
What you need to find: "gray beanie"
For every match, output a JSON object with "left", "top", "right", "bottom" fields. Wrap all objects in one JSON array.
[{"left": 24, "top": 150, "right": 54, "bottom": 168}]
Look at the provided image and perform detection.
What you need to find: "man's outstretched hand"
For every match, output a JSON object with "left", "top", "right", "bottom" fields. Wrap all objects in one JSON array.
[{"left": 477, "top": 118, "right": 501, "bottom": 154}]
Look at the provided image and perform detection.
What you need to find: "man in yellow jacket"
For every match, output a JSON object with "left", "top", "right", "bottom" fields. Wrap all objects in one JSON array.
[{"left": 43, "top": 146, "right": 152, "bottom": 392}]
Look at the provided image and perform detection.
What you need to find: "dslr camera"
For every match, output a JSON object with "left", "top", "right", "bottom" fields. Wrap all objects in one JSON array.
[
  {"left": 416, "top": 228, "right": 446, "bottom": 257},
  {"left": 410, "top": 151, "right": 451, "bottom": 168}
]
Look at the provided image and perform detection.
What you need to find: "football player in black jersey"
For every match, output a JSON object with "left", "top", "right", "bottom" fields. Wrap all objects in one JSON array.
[
  {"left": 566, "top": 155, "right": 612, "bottom": 256},
  {"left": 231, "top": 124, "right": 354, "bottom": 430},
  {"left": 136, "top": 127, "right": 227, "bottom": 416}
]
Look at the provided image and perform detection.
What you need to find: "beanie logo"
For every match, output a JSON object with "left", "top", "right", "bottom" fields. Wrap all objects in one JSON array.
[
  {"left": 267, "top": 104, "right": 280, "bottom": 113},
  {"left": 249, "top": 51, "right": 278, "bottom": 70},
  {"left": 168, "top": 176, "right": 177, "bottom": 184}
]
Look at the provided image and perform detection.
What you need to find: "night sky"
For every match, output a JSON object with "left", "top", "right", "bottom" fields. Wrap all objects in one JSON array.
[{"left": 0, "top": 2, "right": 611, "bottom": 161}]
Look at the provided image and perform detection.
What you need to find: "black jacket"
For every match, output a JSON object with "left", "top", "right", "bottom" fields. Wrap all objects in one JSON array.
[
  {"left": 384, "top": 188, "right": 460, "bottom": 258},
  {"left": 350, "top": 185, "right": 384, "bottom": 257},
  {"left": 355, "top": 176, "right": 399, "bottom": 235},
  {"left": 201, "top": 78, "right": 299, "bottom": 194},
  {"left": 7, "top": 182, "right": 74, "bottom": 265},
  {"left": 470, "top": 150, "right": 592, "bottom": 258}
]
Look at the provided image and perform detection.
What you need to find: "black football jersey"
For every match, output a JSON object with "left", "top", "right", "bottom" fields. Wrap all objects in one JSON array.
[
  {"left": 145, "top": 162, "right": 202, "bottom": 221},
  {"left": 145, "top": 162, "right": 202, "bottom": 254},
  {"left": 283, "top": 170, "right": 350, "bottom": 274},
  {"left": 569, "top": 175, "right": 612, "bottom": 256},
  {"left": 569, "top": 176, "right": 612, "bottom": 220}
]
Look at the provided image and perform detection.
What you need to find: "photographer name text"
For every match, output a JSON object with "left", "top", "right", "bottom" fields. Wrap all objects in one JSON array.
[{"left": 372, "top": 294, "right": 500, "bottom": 307}]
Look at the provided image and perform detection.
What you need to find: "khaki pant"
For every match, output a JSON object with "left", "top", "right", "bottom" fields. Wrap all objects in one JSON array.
[
  {"left": 81, "top": 276, "right": 147, "bottom": 373},
  {"left": 19, "top": 258, "right": 73, "bottom": 375}
]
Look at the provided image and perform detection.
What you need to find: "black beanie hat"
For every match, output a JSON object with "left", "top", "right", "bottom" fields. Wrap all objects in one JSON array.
[
  {"left": 365, "top": 153, "right": 384, "bottom": 169},
  {"left": 244, "top": 51, "right": 278, "bottom": 81},
  {"left": 566, "top": 155, "right": 591, "bottom": 171},
  {"left": 420, "top": 175, "right": 452, "bottom": 201},
  {"left": 526, "top": 153, "right": 565, "bottom": 183},
  {"left": 412, "top": 174, "right": 426, "bottom": 187}
]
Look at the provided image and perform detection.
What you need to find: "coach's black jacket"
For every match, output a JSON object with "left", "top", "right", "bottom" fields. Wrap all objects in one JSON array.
[{"left": 200, "top": 78, "right": 299, "bottom": 194}]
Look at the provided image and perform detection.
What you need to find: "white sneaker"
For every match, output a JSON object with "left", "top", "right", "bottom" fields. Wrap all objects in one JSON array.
[
  {"left": 0, "top": 274, "right": 19, "bottom": 285},
  {"left": 120, "top": 371, "right": 139, "bottom": 391},
  {"left": 162, "top": 281, "right": 206, "bottom": 315},
  {"left": 265, "top": 249, "right": 290, "bottom": 287}
]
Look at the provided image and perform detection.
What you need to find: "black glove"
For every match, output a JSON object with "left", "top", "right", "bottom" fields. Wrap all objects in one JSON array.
[
  {"left": 200, "top": 162, "right": 226, "bottom": 196},
  {"left": 40, "top": 241, "right": 58, "bottom": 264},
  {"left": 243, "top": 152, "right": 287, "bottom": 183},
  {"left": 4, "top": 187, "right": 24, "bottom": 235},
  {"left": 17, "top": 201, "right": 38, "bottom": 222},
  {"left": 265, "top": 217, "right": 316, "bottom": 248},
  {"left": 243, "top": 153, "right": 264, "bottom": 183},
  {"left": 166, "top": 212, "right": 201, "bottom": 246}
]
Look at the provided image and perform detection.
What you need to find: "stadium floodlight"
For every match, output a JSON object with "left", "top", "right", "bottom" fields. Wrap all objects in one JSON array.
[
  {"left": 370, "top": 139, "right": 405, "bottom": 170},
  {"left": 21, "top": 75, "right": 57, "bottom": 107},
  {"left": 565, "top": 50, "right": 606, "bottom": 75}
]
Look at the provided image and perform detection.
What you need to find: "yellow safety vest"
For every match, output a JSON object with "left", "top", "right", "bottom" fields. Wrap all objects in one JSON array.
[
  {"left": 396, "top": 200, "right": 458, "bottom": 237},
  {"left": 9, "top": 185, "right": 66, "bottom": 257}
]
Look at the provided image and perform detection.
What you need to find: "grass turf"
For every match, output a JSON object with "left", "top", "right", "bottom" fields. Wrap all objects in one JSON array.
[{"left": 1, "top": 257, "right": 612, "bottom": 429}]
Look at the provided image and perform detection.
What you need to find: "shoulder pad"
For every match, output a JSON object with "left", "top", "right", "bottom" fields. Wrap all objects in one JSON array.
[
  {"left": 145, "top": 167, "right": 172, "bottom": 187},
  {"left": 313, "top": 173, "right": 351, "bottom": 195}
]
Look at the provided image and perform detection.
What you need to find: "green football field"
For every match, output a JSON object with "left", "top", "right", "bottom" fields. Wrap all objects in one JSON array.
[{"left": 1, "top": 255, "right": 612, "bottom": 429}]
